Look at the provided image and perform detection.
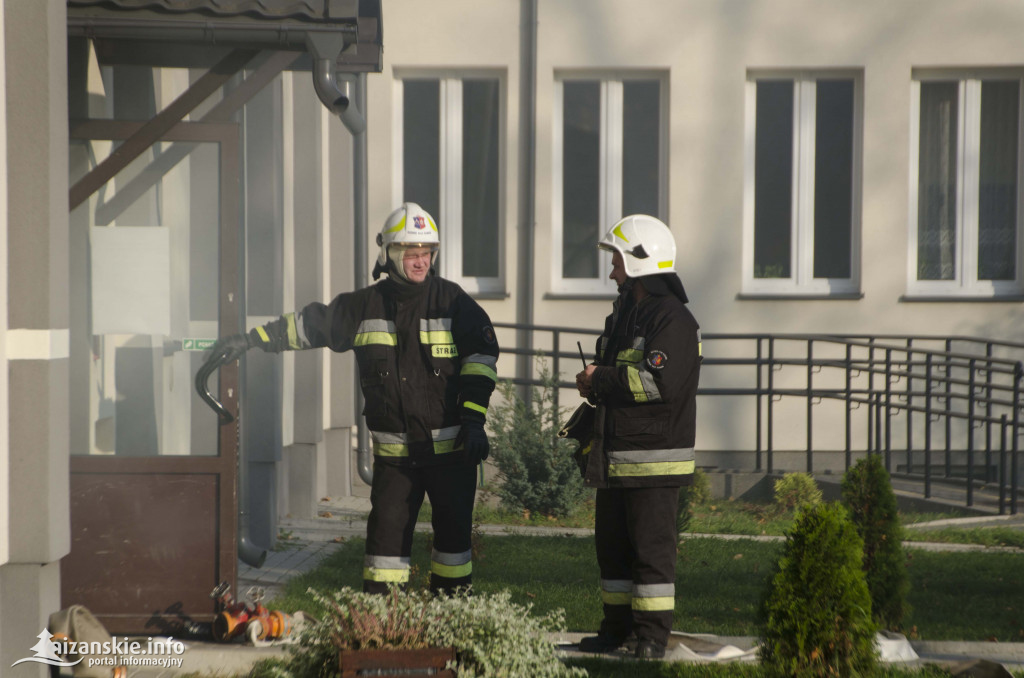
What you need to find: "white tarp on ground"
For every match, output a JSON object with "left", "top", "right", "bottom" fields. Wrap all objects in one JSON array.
[{"left": 556, "top": 630, "right": 919, "bottom": 664}]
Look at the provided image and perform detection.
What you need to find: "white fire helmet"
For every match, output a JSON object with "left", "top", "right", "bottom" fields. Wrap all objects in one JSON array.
[
  {"left": 376, "top": 202, "right": 440, "bottom": 281},
  {"left": 597, "top": 214, "right": 677, "bottom": 278}
]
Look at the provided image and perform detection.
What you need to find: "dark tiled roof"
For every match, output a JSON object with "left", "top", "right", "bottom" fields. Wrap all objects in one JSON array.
[{"left": 65, "top": 0, "right": 356, "bottom": 22}]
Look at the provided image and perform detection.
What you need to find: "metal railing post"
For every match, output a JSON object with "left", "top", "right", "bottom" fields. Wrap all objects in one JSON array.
[
  {"left": 845, "top": 343, "right": 852, "bottom": 470},
  {"left": 767, "top": 337, "right": 775, "bottom": 475},
  {"left": 967, "top": 359, "right": 976, "bottom": 507},
  {"left": 756, "top": 337, "right": 763, "bottom": 472},
  {"left": 999, "top": 414, "right": 1008, "bottom": 515},
  {"left": 885, "top": 347, "right": 893, "bottom": 472},
  {"left": 1012, "top": 364, "right": 1021, "bottom": 515},
  {"left": 945, "top": 339, "right": 953, "bottom": 477},
  {"left": 807, "top": 339, "right": 814, "bottom": 473},
  {"left": 867, "top": 339, "right": 875, "bottom": 453},
  {"left": 986, "top": 342, "right": 994, "bottom": 482},
  {"left": 925, "top": 353, "right": 933, "bottom": 499},
  {"left": 552, "top": 329, "right": 560, "bottom": 413},
  {"left": 906, "top": 340, "right": 914, "bottom": 475}
]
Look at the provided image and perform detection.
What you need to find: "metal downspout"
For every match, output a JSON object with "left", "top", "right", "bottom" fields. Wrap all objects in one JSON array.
[
  {"left": 307, "top": 34, "right": 373, "bottom": 485},
  {"left": 517, "top": 0, "right": 538, "bottom": 402},
  {"left": 352, "top": 74, "right": 374, "bottom": 486}
]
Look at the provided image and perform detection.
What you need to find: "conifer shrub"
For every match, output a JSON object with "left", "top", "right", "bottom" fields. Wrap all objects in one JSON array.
[
  {"left": 773, "top": 472, "right": 823, "bottom": 514},
  {"left": 486, "top": 360, "right": 591, "bottom": 518},
  {"left": 677, "top": 468, "right": 711, "bottom": 532},
  {"left": 841, "top": 453, "right": 910, "bottom": 630},
  {"left": 760, "top": 502, "right": 878, "bottom": 677}
]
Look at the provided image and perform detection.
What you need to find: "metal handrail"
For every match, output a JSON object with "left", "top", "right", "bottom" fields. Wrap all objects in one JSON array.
[{"left": 493, "top": 323, "right": 1023, "bottom": 514}]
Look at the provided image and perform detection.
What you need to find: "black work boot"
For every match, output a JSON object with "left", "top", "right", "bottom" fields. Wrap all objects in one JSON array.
[
  {"left": 634, "top": 638, "right": 666, "bottom": 659},
  {"left": 577, "top": 633, "right": 628, "bottom": 653}
]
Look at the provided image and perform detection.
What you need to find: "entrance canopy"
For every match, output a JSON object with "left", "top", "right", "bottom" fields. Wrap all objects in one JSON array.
[{"left": 67, "top": 0, "right": 382, "bottom": 71}]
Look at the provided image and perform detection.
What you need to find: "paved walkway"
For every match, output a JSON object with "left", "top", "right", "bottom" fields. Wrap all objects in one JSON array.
[{"left": 128, "top": 496, "right": 1024, "bottom": 677}]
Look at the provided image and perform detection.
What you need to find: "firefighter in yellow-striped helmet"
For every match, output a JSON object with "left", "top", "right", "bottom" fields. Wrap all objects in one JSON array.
[
  {"left": 597, "top": 214, "right": 676, "bottom": 279},
  {"left": 373, "top": 202, "right": 440, "bottom": 281}
]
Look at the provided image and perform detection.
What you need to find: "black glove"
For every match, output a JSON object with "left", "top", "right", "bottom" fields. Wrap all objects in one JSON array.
[
  {"left": 204, "top": 333, "right": 252, "bottom": 365},
  {"left": 459, "top": 418, "right": 489, "bottom": 463}
]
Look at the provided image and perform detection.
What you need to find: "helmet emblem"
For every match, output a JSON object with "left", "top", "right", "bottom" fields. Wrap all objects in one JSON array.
[{"left": 413, "top": 216, "right": 427, "bottom": 230}]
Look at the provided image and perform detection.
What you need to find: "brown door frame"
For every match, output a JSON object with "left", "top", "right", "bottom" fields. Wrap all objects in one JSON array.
[{"left": 66, "top": 119, "right": 242, "bottom": 632}]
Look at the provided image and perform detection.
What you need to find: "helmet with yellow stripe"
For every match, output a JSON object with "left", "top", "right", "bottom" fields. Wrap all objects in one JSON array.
[
  {"left": 376, "top": 202, "right": 440, "bottom": 281},
  {"left": 597, "top": 214, "right": 676, "bottom": 278}
]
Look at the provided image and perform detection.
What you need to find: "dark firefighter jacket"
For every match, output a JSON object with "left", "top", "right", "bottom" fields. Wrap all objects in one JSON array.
[
  {"left": 582, "top": 276, "right": 701, "bottom": 489},
  {"left": 248, "top": 276, "right": 499, "bottom": 467}
]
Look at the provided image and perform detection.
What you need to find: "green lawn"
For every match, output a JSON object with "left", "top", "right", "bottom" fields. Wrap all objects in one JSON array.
[
  {"left": 270, "top": 532, "right": 1024, "bottom": 643},
  {"left": 415, "top": 495, "right": 1024, "bottom": 549}
]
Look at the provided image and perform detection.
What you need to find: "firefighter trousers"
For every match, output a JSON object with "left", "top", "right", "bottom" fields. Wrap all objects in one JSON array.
[
  {"left": 595, "top": 486, "right": 680, "bottom": 646},
  {"left": 363, "top": 460, "right": 477, "bottom": 595}
]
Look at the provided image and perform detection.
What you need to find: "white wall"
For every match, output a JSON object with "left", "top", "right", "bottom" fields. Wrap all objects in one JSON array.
[{"left": 366, "top": 0, "right": 1024, "bottom": 462}]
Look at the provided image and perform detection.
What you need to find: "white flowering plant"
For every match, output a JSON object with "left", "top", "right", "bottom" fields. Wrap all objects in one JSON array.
[{"left": 251, "top": 586, "right": 587, "bottom": 678}]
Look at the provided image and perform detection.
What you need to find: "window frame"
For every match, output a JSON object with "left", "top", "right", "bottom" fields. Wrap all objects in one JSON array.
[
  {"left": 393, "top": 69, "right": 506, "bottom": 295},
  {"left": 907, "top": 69, "right": 1024, "bottom": 298},
  {"left": 742, "top": 69, "right": 864, "bottom": 297},
  {"left": 551, "top": 71, "right": 669, "bottom": 296}
]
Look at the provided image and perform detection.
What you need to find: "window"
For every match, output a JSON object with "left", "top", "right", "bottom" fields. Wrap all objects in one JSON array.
[
  {"left": 743, "top": 72, "right": 862, "bottom": 296},
  {"left": 396, "top": 74, "right": 503, "bottom": 294},
  {"left": 553, "top": 75, "right": 666, "bottom": 294},
  {"left": 909, "top": 73, "right": 1023, "bottom": 297}
]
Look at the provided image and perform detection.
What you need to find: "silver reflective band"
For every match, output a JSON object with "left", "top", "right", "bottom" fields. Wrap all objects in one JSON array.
[
  {"left": 294, "top": 312, "right": 313, "bottom": 348},
  {"left": 420, "top": 318, "right": 453, "bottom": 332},
  {"left": 600, "top": 579, "right": 632, "bottom": 593},
  {"left": 605, "top": 448, "right": 695, "bottom": 465},
  {"left": 638, "top": 369, "right": 661, "bottom": 401},
  {"left": 364, "top": 555, "right": 411, "bottom": 569},
  {"left": 370, "top": 426, "right": 462, "bottom": 444},
  {"left": 633, "top": 583, "right": 675, "bottom": 598},
  {"left": 464, "top": 353, "right": 498, "bottom": 370},
  {"left": 356, "top": 319, "right": 398, "bottom": 334},
  {"left": 431, "top": 548, "right": 472, "bottom": 566}
]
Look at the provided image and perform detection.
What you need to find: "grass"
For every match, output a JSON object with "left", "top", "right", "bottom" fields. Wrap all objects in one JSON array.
[
  {"left": 269, "top": 532, "right": 1024, "bottom": 643},
  {"left": 413, "top": 494, "right": 1024, "bottom": 551}
]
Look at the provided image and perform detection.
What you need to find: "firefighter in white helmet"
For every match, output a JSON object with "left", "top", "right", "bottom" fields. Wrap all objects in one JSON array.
[
  {"left": 206, "top": 202, "right": 499, "bottom": 594},
  {"left": 574, "top": 214, "right": 701, "bottom": 659}
]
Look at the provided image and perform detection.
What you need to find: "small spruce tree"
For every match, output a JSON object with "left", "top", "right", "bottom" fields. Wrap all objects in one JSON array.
[
  {"left": 841, "top": 454, "right": 910, "bottom": 630},
  {"left": 487, "top": 359, "right": 590, "bottom": 518},
  {"left": 773, "top": 472, "right": 823, "bottom": 514},
  {"left": 677, "top": 468, "right": 711, "bottom": 532},
  {"left": 760, "top": 502, "right": 878, "bottom": 678}
]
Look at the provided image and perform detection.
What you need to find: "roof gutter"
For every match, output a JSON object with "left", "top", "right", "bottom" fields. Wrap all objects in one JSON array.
[
  {"left": 67, "top": 15, "right": 357, "bottom": 46},
  {"left": 307, "top": 33, "right": 366, "bottom": 135}
]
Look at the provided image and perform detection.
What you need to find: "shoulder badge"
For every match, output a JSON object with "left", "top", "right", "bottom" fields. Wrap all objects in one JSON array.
[
  {"left": 482, "top": 325, "right": 497, "bottom": 345},
  {"left": 647, "top": 350, "right": 668, "bottom": 370}
]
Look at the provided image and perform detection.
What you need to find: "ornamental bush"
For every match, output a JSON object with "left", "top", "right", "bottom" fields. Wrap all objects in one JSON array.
[
  {"left": 677, "top": 468, "right": 711, "bottom": 532},
  {"left": 841, "top": 454, "right": 910, "bottom": 630},
  {"left": 252, "top": 587, "right": 586, "bottom": 678},
  {"left": 773, "top": 472, "right": 823, "bottom": 514},
  {"left": 760, "top": 502, "right": 878, "bottom": 678},
  {"left": 487, "top": 360, "right": 591, "bottom": 518}
]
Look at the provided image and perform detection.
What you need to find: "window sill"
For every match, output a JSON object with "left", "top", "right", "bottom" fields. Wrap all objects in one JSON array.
[
  {"left": 543, "top": 292, "right": 619, "bottom": 302},
  {"left": 899, "top": 294, "right": 1024, "bottom": 303},
  {"left": 469, "top": 291, "right": 511, "bottom": 301},
  {"left": 736, "top": 292, "right": 864, "bottom": 301}
]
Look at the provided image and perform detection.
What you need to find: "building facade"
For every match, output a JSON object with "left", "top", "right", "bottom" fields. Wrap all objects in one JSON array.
[{"left": 4, "top": 0, "right": 1024, "bottom": 671}]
